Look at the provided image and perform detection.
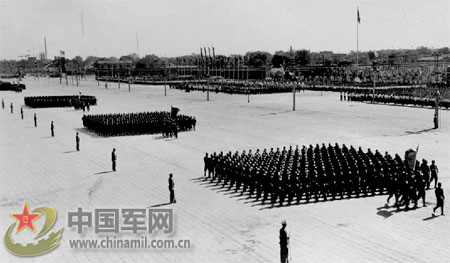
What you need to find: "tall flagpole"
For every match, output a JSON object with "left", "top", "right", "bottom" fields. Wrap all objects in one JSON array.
[{"left": 357, "top": 7, "right": 359, "bottom": 69}]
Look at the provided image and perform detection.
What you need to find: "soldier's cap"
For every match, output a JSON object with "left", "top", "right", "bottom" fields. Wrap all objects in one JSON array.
[{"left": 281, "top": 220, "right": 287, "bottom": 225}]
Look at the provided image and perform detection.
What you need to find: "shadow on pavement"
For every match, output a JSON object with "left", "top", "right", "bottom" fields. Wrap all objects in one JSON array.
[
  {"left": 423, "top": 215, "right": 440, "bottom": 221},
  {"left": 94, "top": 171, "right": 114, "bottom": 175},
  {"left": 405, "top": 128, "right": 435, "bottom": 135},
  {"left": 63, "top": 150, "right": 77, "bottom": 153},
  {"left": 149, "top": 202, "right": 171, "bottom": 208}
]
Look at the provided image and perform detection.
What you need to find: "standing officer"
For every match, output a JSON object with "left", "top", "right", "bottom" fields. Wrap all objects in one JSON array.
[
  {"left": 279, "top": 220, "right": 289, "bottom": 263},
  {"left": 34, "top": 113, "right": 37, "bottom": 127},
  {"left": 20, "top": 107, "right": 23, "bottom": 119},
  {"left": 430, "top": 160, "right": 439, "bottom": 189},
  {"left": 169, "top": 173, "right": 176, "bottom": 203},
  {"left": 432, "top": 182, "right": 445, "bottom": 216},
  {"left": 76, "top": 132, "right": 80, "bottom": 151},
  {"left": 50, "top": 121, "right": 54, "bottom": 137},
  {"left": 111, "top": 148, "right": 117, "bottom": 171}
]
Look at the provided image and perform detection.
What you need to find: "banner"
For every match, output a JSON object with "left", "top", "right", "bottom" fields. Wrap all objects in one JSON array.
[{"left": 404, "top": 146, "right": 418, "bottom": 170}]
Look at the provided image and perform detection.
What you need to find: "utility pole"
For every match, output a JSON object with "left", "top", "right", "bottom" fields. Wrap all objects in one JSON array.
[
  {"left": 293, "top": 85, "right": 296, "bottom": 111},
  {"left": 128, "top": 66, "right": 131, "bottom": 92}
]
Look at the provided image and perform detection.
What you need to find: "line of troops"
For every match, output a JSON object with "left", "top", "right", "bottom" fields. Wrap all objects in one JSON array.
[
  {"left": 172, "top": 80, "right": 305, "bottom": 95},
  {"left": 24, "top": 95, "right": 97, "bottom": 108},
  {"left": 203, "top": 143, "right": 439, "bottom": 208},
  {"left": 347, "top": 93, "right": 449, "bottom": 109},
  {"left": 0, "top": 81, "right": 25, "bottom": 92},
  {"left": 82, "top": 111, "right": 196, "bottom": 137},
  {"left": 172, "top": 79, "right": 448, "bottom": 102}
]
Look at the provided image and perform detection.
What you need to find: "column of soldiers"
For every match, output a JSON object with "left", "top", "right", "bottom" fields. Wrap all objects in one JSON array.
[
  {"left": 204, "top": 143, "right": 438, "bottom": 209},
  {"left": 0, "top": 81, "right": 25, "bottom": 92},
  {"left": 82, "top": 111, "right": 196, "bottom": 137},
  {"left": 348, "top": 93, "right": 449, "bottom": 109},
  {"left": 171, "top": 79, "right": 449, "bottom": 108},
  {"left": 24, "top": 95, "right": 97, "bottom": 108}
]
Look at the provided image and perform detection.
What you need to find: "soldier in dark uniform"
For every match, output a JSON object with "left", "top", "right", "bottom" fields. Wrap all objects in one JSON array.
[
  {"left": 420, "top": 159, "right": 430, "bottom": 189},
  {"left": 111, "top": 148, "right": 117, "bottom": 171},
  {"left": 20, "top": 107, "right": 23, "bottom": 119},
  {"left": 432, "top": 182, "right": 444, "bottom": 216},
  {"left": 10, "top": 102, "right": 13, "bottom": 114},
  {"left": 51, "top": 121, "right": 54, "bottom": 137},
  {"left": 430, "top": 160, "right": 439, "bottom": 189},
  {"left": 76, "top": 132, "right": 80, "bottom": 151},
  {"left": 169, "top": 173, "right": 176, "bottom": 203},
  {"left": 34, "top": 113, "right": 37, "bottom": 127},
  {"left": 279, "top": 220, "right": 289, "bottom": 263},
  {"left": 204, "top": 153, "right": 209, "bottom": 176},
  {"left": 1, "top": 98, "right": 4, "bottom": 109}
]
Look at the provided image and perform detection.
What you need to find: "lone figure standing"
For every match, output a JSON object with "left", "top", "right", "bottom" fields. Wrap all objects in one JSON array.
[
  {"left": 20, "top": 107, "right": 23, "bottom": 119},
  {"left": 76, "top": 132, "right": 80, "bottom": 151},
  {"left": 10, "top": 102, "right": 13, "bottom": 114},
  {"left": 50, "top": 121, "right": 54, "bottom": 137},
  {"left": 279, "top": 220, "right": 289, "bottom": 263},
  {"left": 169, "top": 173, "right": 176, "bottom": 203},
  {"left": 433, "top": 182, "right": 445, "bottom": 216},
  {"left": 34, "top": 113, "right": 37, "bottom": 127},
  {"left": 1, "top": 98, "right": 4, "bottom": 109},
  {"left": 111, "top": 148, "right": 117, "bottom": 171}
]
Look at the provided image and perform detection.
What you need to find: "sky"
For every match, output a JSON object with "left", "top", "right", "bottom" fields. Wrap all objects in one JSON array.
[{"left": 0, "top": 0, "right": 449, "bottom": 60}]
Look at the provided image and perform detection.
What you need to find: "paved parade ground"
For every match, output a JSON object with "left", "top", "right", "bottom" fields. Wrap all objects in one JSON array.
[{"left": 1, "top": 78, "right": 449, "bottom": 262}]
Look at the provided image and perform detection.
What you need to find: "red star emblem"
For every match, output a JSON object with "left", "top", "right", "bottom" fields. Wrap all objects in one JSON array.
[{"left": 10, "top": 202, "right": 41, "bottom": 233}]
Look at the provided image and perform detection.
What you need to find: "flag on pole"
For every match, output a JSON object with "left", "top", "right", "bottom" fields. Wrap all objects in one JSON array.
[
  {"left": 404, "top": 145, "right": 419, "bottom": 170},
  {"left": 357, "top": 8, "right": 361, "bottom": 24},
  {"left": 171, "top": 106, "right": 180, "bottom": 118}
]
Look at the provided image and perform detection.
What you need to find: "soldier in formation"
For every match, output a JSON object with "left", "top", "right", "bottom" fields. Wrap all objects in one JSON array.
[
  {"left": 204, "top": 143, "right": 437, "bottom": 209},
  {"left": 24, "top": 95, "right": 97, "bottom": 108},
  {"left": 82, "top": 111, "right": 196, "bottom": 137}
]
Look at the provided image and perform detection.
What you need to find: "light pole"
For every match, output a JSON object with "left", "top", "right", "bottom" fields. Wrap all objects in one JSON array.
[
  {"left": 431, "top": 52, "right": 441, "bottom": 129},
  {"left": 128, "top": 65, "right": 132, "bottom": 92},
  {"left": 371, "top": 61, "right": 378, "bottom": 103}
]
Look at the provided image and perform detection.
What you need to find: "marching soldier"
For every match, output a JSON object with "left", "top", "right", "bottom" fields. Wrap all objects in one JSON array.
[
  {"left": 420, "top": 159, "right": 431, "bottom": 190},
  {"left": 430, "top": 160, "right": 439, "bottom": 189}
]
